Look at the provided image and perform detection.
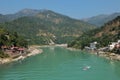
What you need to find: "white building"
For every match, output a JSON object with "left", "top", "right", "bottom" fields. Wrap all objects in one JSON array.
[
  {"left": 109, "top": 42, "right": 117, "bottom": 50},
  {"left": 109, "top": 40, "right": 120, "bottom": 50},
  {"left": 90, "top": 42, "right": 97, "bottom": 50},
  {"left": 118, "top": 40, "right": 120, "bottom": 43}
]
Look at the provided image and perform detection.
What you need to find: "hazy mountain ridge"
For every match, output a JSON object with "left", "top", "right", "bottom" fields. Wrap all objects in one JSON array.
[
  {"left": 0, "top": 14, "right": 10, "bottom": 23},
  {"left": 82, "top": 12, "right": 120, "bottom": 27},
  {"left": 0, "top": 9, "right": 52, "bottom": 22},
  {"left": 95, "top": 16, "right": 120, "bottom": 38}
]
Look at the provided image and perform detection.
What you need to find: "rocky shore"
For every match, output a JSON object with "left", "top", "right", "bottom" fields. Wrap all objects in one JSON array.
[
  {"left": 0, "top": 46, "right": 43, "bottom": 64},
  {"left": 96, "top": 51, "right": 120, "bottom": 61},
  {"left": 85, "top": 50, "right": 120, "bottom": 61},
  {"left": 67, "top": 47, "right": 120, "bottom": 61}
]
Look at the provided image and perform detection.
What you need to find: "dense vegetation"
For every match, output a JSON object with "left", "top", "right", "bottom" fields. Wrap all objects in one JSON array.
[
  {"left": 0, "top": 9, "right": 96, "bottom": 45},
  {"left": 68, "top": 16, "right": 120, "bottom": 50},
  {"left": 0, "top": 28, "right": 28, "bottom": 58}
]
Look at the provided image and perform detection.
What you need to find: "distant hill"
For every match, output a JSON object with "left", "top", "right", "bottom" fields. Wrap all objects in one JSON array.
[
  {"left": 68, "top": 16, "right": 120, "bottom": 49},
  {"left": 6, "top": 9, "right": 44, "bottom": 20},
  {"left": 0, "top": 14, "right": 9, "bottom": 23},
  {"left": 94, "top": 16, "right": 120, "bottom": 38},
  {"left": 0, "top": 9, "right": 96, "bottom": 45},
  {"left": 82, "top": 12, "right": 120, "bottom": 27},
  {"left": 0, "top": 9, "right": 50, "bottom": 23}
]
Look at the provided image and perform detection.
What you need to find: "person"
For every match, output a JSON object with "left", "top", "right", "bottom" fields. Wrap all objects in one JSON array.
[{"left": 83, "top": 66, "right": 91, "bottom": 70}]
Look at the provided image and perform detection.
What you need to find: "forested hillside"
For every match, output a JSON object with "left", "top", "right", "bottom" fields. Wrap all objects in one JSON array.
[
  {"left": 0, "top": 27, "right": 28, "bottom": 58},
  {"left": 68, "top": 16, "right": 120, "bottom": 49},
  {"left": 0, "top": 9, "right": 96, "bottom": 45}
]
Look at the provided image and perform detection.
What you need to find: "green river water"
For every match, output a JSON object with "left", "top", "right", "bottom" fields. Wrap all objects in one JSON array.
[{"left": 0, "top": 46, "right": 120, "bottom": 80}]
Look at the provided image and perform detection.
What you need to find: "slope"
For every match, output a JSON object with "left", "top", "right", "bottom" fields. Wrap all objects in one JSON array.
[
  {"left": 68, "top": 16, "right": 120, "bottom": 49},
  {"left": 0, "top": 10, "right": 96, "bottom": 45},
  {"left": 83, "top": 12, "right": 120, "bottom": 27}
]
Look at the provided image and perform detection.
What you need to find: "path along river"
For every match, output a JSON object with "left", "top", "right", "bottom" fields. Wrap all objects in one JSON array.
[{"left": 0, "top": 46, "right": 120, "bottom": 80}]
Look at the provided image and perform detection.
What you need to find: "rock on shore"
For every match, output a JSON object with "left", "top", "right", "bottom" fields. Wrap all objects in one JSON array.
[{"left": 96, "top": 51, "right": 120, "bottom": 61}]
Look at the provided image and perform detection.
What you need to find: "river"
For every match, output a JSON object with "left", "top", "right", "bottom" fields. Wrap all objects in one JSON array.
[{"left": 0, "top": 46, "right": 120, "bottom": 80}]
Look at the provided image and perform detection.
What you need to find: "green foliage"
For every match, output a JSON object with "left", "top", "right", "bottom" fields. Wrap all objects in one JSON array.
[
  {"left": 0, "top": 50, "right": 9, "bottom": 58},
  {"left": 0, "top": 28, "right": 28, "bottom": 58},
  {"left": 68, "top": 35, "right": 96, "bottom": 49},
  {"left": 68, "top": 16, "right": 120, "bottom": 51},
  {"left": 0, "top": 12, "right": 96, "bottom": 45}
]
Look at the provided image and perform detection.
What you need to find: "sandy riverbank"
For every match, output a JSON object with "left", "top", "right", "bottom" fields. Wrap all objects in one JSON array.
[
  {"left": 39, "top": 44, "right": 67, "bottom": 47},
  {"left": 0, "top": 46, "right": 43, "bottom": 64},
  {"left": 67, "top": 47, "right": 81, "bottom": 51}
]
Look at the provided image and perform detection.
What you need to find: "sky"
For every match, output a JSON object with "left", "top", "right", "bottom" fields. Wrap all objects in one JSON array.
[{"left": 0, "top": 0, "right": 120, "bottom": 19}]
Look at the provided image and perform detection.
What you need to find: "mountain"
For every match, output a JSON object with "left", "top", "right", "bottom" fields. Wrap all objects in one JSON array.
[
  {"left": 0, "top": 9, "right": 48, "bottom": 23},
  {"left": 0, "top": 9, "right": 96, "bottom": 45},
  {"left": 1, "top": 9, "right": 120, "bottom": 27},
  {"left": 0, "top": 14, "right": 10, "bottom": 23},
  {"left": 82, "top": 12, "right": 120, "bottom": 27},
  {"left": 94, "top": 16, "right": 120, "bottom": 38},
  {"left": 68, "top": 16, "right": 120, "bottom": 49},
  {"left": 6, "top": 9, "right": 44, "bottom": 20},
  {"left": 15, "top": 9, "right": 42, "bottom": 16}
]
